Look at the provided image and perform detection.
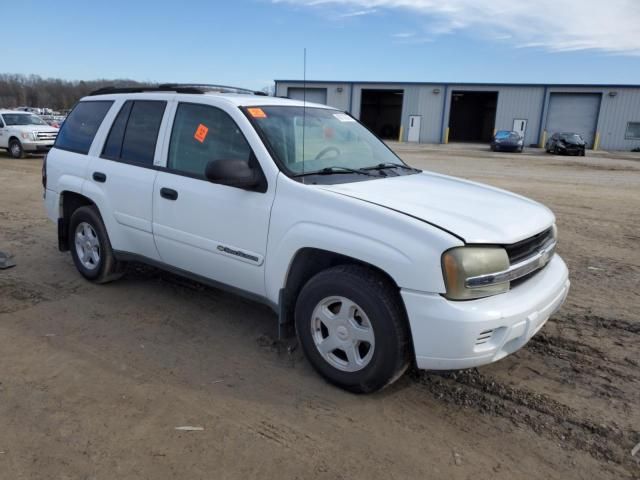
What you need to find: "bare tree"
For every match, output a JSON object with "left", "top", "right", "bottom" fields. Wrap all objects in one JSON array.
[{"left": 0, "top": 74, "right": 154, "bottom": 110}]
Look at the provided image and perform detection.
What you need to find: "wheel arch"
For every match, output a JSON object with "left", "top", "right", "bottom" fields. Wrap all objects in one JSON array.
[
  {"left": 58, "top": 191, "right": 97, "bottom": 251},
  {"left": 277, "top": 247, "right": 409, "bottom": 340}
]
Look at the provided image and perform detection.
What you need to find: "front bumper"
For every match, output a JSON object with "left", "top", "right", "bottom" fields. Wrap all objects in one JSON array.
[
  {"left": 402, "top": 254, "right": 570, "bottom": 370},
  {"left": 21, "top": 140, "right": 55, "bottom": 152},
  {"left": 557, "top": 145, "right": 585, "bottom": 155},
  {"left": 493, "top": 143, "right": 522, "bottom": 151}
]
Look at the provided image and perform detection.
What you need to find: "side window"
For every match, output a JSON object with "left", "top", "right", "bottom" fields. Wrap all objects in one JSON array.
[
  {"left": 54, "top": 101, "right": 114, "bottom": 154},
  {"left": 101, "top": 100, "right": 166, "bottom": 166},
  {"left": 168, "top": 103, "right": 252, "bottom": 177},
  {"left": 0, "top": 116, "right": 4, "bottom": 128},
  {"left": 102, "top": 101, "right": 133, "bottom": 159}
]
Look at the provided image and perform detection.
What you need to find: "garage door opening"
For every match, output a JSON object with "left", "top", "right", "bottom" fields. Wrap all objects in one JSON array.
[
  {"left": 360, "top": 89, "right": 403, "bottom": 140},
  {"left": 448, "top": 91, "right": 498, "bottom": 143},
  {"left": 287, "top": 87, "right": 328, "bottom": 105},
  {"left": 545, "top": 93, "right": 601, "bottom": 148}
]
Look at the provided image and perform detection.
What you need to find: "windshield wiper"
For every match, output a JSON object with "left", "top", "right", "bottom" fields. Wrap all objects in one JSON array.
[
  {"left": 362, "top": 162, "right": 420, "bottom": 172},
  {"left": 293, "top": 166, "right": 374, "bottom": 178}
]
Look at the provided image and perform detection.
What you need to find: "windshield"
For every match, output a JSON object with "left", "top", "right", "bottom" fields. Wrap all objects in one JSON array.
[
  {"left": 560, "top": 133, "right": 583, "bottom": 142},
  {"left": 2, "top": 113, "right": 48, "bottom": 126},
  {"left": 495, "top": 131, "right": 511, "bottom": 139},
  {"left": 247, "top": 106, "right": 406, "bottom": 175}
]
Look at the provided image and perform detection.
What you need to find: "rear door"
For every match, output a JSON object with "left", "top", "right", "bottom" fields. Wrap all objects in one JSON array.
[
  {"left": 152, "top": 101, "right": 275, "bottom": 296},
  {"left": 513, "top": 119, "right": 527, "bottom": 138},
  {"left": 408, "top": 115, "right": 421, "bottom": 142},
  {"left": 86, "top": 99, "right": 168, "bottom": 260}
]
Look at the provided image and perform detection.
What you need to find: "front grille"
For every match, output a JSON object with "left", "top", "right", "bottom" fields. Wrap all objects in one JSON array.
[
  {"left": 505, "top": 228, "right": 554, "bottom": 264},
  {"left": 36, "top": 131, "right": 57, "bottom": 141}
]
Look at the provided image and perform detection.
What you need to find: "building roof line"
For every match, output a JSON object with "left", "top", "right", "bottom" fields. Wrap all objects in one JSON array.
[{"left": 274, "top": 80, "right": 640, "bottom": 89}]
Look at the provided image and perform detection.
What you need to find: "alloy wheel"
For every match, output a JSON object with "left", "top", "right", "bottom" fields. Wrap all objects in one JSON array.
[{"left": 310, "top": 296, "right": 375, "bottom": 372}]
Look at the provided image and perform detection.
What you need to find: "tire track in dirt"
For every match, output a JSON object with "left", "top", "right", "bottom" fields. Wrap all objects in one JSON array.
[
  {"left": 412, "top": 368, "right": 639, "bottom": 476},
  {"left": 558, "top": 311, "right": 640, "bottom": 336},
  {"left": 0, "top": 277, "right": 86, "bottom": 314},
  {"left": 527, "top": 333, "right": 638, "bottom": 381}
]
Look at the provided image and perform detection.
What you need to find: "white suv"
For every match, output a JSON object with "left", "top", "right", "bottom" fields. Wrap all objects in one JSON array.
[
  {"left": 43, "top": 84, "right": 570, "bottom": 392},
  {"left": 0, "top": 109, "right": 59, "bottom": 158}
]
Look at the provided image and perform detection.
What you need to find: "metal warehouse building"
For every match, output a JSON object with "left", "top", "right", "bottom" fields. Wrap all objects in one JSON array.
[{"left": 274, "top": 80, "right": 640, "bottom": 151}]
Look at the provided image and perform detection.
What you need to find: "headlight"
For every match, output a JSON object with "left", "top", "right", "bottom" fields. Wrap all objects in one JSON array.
[
  {"left": 518, "top": 140, "right": 524, "bottom": 145},
  {"left": 21, "top": 132, "right": 30, "bottom": 140},
  {"left": 442, "top": 247, "right": 510, "bottom": 300}
]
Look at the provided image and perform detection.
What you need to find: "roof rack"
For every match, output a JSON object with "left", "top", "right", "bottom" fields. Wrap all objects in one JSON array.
[
  {"left": 88, "top": 86, "right": 203, "bottom": 96},
  {"left": 89, "top": 84, "right": 268, "bottom": 97},
  {"left": 159, "top": 83, "right": 268, "bottom": 96}
]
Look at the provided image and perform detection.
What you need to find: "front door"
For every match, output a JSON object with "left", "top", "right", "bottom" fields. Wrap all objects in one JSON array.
[
  {"left": 408, "top": 115, "right": 421, "bottom": 142},
  {"left": 152, "top": 102, "right": 274, "bottom": 296},
  {"left": 513, "top": 119, "right": 527, "bottom": 138}
]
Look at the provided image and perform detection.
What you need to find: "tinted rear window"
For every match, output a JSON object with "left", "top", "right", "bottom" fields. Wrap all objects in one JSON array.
[
  {"left": 54, "top": 101, "right": 113, "bottom": 154},
  {"left": 120, "top": 101, "right": 166, "bottom": 165},
  {"left": 102, "top": 101, "right": 133, "bottom": 159}
]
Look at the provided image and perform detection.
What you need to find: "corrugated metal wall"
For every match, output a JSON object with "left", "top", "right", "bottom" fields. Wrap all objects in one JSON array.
[
  {"left": 275, "top": 81, "right": 640, "bottom": 151},
  {"left": 493, "top": 87, "right": 545, "bottom": 147},
  {"left": 597, "top": 88, "right": 640, "bottom": 150},
  {"left": 275, "top": 82, "right": 351, "bottom": 111}
]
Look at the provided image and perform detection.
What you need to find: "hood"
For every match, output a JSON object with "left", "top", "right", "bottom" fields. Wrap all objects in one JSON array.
[
  {"left": 318, "top": 172, "right": 555, "bottom": 244},
  {"left": 562, "top": 137, "right": 585, "bottom": 146},
  {"left": 6, "top": 124, "right": 58, "bottom": 133}
]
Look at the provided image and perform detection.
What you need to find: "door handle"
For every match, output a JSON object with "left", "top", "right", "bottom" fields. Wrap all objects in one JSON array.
[
  {"left": 160, "top": 187, "right": 178, "bottom": 201},
  {"left": 92, "top": 172, "right": 107, "bottom": 183}
]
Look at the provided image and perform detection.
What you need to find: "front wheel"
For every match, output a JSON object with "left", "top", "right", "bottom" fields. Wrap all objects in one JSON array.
[
  {"left": 69, "top": 206, "right": 123, "bottom": 283},
  {"left": 8, "top": 139, "right": 25, "bottom": 159},
  {"left": 295, "top": 265, "right": 411, "bottom": 393}
]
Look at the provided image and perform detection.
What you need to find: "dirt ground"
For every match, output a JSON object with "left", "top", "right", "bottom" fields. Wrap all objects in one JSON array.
[{"left": 0, "top": 144, "right": 638, "bottom": 480}]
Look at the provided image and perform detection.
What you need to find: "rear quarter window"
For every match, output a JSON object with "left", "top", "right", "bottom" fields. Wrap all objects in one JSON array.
[{"left": 54, "top": 101, "right": 113, "bottom": 154}]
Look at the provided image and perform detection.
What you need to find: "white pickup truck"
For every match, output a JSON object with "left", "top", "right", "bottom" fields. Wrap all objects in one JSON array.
[
  {"left": 0, "top": 109, "right": 59, "bottom": 158},
  {"left": 43, "top": 85, "right": 570, "bottom": 392}
]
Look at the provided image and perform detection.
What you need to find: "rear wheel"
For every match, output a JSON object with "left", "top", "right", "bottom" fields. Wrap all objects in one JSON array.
[
  {"left": 295, "top": 264, "right": 411, "bottom": 393},
  {"left": 69, "top": 206, "right": 123, "bottom": 283},
  {"left": 8, "top": 139, "right": 25, "bottom": 159}
]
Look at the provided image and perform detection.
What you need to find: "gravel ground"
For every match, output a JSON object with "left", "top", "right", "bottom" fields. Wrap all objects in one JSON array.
[{"left": 0, "top": 144, "right": 638, "bottom": 479}]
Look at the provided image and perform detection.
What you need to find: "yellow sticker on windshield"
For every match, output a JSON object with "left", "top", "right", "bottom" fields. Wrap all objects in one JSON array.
[{"left": 248, "top": 108, "right": 267, "bottom": 119}]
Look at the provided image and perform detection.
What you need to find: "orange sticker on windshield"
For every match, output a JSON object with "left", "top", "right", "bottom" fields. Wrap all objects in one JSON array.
[
  {"left": 194, "top": 124, "right": 209, "bottom": 143},
  {"left": 248, "top": 107, "right": 267, "bottom": 118}
]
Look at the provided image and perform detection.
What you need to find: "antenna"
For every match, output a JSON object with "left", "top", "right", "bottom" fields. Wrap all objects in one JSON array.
[
  {"left": 302, "top": 47, "right": 307, "bottom": 181},
  {"left": 302, "top": 47, "right": 307, "bottom": 183}
]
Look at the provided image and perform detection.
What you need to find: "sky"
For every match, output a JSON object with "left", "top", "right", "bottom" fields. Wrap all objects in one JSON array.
[{"left": 5, "top": 0, "right": 640, "bottom": 90}]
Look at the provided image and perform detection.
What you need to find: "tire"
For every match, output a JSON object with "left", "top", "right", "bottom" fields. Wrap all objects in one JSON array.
[
  {"left": 69, "top": 205, "right": 123, "bottom": 283},
  {"left": 553, "top": 145, "right": 561, "bottom": 155},
  {"left": 295, "top": 264, "right": 411, "bottom": 393},
  {"left": 8, "top": 139, "right": 25, "bottom": 159},
  {"left": 580, "top": 150, "right": 586, "bottom": 157}
]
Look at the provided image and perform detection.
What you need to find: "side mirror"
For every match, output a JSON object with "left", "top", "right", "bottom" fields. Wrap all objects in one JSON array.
[{"left": 205, "top": 159, "right": 259, "bottom": 189}]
